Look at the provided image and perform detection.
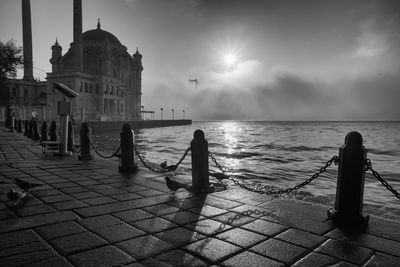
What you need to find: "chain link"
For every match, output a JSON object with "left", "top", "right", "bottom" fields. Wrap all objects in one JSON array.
[
  {"left": 88, "top": 135, "right": 121, "bottom": 159},
  {"left": 209, "top": 151, "right": 338, "bottom": 195},
  {"left": 365, "top": 159, "right": 400, "bottom": 200},
  {"left": 133, "top": 142, "right": 191, "bottom": 174}
]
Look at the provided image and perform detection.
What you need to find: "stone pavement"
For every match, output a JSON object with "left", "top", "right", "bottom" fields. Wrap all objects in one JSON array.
[{"left": 0, "top": 126, "right": 400, "bottom": 267}]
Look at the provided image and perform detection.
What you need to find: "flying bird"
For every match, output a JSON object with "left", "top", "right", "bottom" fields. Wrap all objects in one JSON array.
[
  {"left": 15, "top": 178, "right": 42, "bottom": 191},
  {"left": 189, "top": 79, "right": 199, "bottom": 87}
]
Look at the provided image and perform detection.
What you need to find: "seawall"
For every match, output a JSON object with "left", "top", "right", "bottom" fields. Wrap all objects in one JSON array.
[{"left": 87, "top": 119, "right": 192, "bottom": 132}]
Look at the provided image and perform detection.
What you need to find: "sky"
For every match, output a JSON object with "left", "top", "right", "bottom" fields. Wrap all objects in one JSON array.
[{"left": 0, "top": 0, "right": 399, "bottom": 121}]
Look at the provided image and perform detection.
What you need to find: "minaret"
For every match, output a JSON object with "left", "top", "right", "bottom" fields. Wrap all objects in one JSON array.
[
  {"left": 132, "top": 49, "right": 143, "bottom": 119},
  {"left": 22, "top": 0, "right": 34, "bottom": 80},
  {"left": 73, "top": 0, "right": 83, "bottom": 72},
  {"left": 50, "top": 39, "right": 62, "bottom": 72}
]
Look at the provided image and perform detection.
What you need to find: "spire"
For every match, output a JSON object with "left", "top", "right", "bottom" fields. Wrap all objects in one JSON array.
[
  {"left": 136, "top": 47, "right": 139, "bottom": 54},
  {"left": 55, "top": 38, "right": 58, "bottom": 45},
  {"left": 97, "top": 18, "right": 101, "bottom": 29}
]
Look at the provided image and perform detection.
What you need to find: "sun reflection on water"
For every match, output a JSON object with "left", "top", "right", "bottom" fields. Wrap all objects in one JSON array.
[{"left": 220, "top": 121, "right": 242, "bottom": 169}]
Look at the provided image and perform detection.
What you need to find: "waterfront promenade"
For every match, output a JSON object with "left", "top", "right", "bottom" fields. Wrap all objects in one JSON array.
[{"left": 0, "top": 126, "right": 399, "bottom": 266}]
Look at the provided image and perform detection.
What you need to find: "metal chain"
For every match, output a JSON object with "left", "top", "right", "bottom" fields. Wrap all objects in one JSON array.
[
  {"left": 365, "top": 159, "right": 400, "bottom": 200},
  {"left": 88, "top": 135, "right": 121, "bottom": 159},
  {"left": 132, "top": 142, "right": 191, "bottom": 174},
  {"left": 209, "top": 151, "right": 338, "bottom": 195}
]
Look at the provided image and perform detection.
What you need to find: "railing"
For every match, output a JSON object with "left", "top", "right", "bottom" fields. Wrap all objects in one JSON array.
[{"left": 8, "top": 119, "right": 399, "bottom": 230}]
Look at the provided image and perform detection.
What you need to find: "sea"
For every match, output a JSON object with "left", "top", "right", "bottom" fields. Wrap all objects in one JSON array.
[{"left": 90, "top": 121, "right": 400, "bottom": 219}]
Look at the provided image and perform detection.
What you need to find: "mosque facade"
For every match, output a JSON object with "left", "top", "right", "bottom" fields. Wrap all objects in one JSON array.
[{"left": 2, "top": 0, "right": 143, "bottom": 122}]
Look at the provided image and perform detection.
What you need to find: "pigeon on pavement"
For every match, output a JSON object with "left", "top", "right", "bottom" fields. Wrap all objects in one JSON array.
[{"left": 15, "top": 178, "right": 42, "bottom": 191}]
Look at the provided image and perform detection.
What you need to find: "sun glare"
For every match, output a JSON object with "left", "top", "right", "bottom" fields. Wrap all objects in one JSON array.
[{"left": 224, "top": 52, "right": 237, "bottom": 67}]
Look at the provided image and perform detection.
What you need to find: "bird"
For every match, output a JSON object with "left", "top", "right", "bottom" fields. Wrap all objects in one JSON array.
[
  {"left": 160, "top": 161, "right": 168, "bottom": 168},
  {"left": 15, "top": 178, "right": 42, "bottom": 191},
  {"left": 7, "top": 188, "right": 26, "bottom": 201},
  {"left": 165, "top": 176, "right": 191, "bottom": 191},
  {"left": 188, "top": 79, "right": 199, "bottom": 87},
  {"left": 160, "top": 161, "right": 177, "bottom": 172}
]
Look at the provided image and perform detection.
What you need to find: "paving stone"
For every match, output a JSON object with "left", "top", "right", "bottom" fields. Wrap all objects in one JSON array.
[
  {"left": 70, "top": 191, "right": 102, "bottom": 200},
  {"left": 241, "top": 218, "right": 288, "bottom": 237},
  {"left": 135, "top": 189, "right": 166, "bottom": 197},
  {"left": 74, "top": 200, "right": 139, "bottom": 217},
  {"left": 52, "top": 199, "right": 88, "bottom": 210},
  {"left": 0, "top": 250, "right": 59, "bottom": 267},
  {"left": 111, "top": 192, "right": 142, "bottom": 201},
  {"left": 292, "top": 252, "right": 339, "bottom": 267},
  {"left": 154, "top": 226, "right": 205, "bottom": 246},
  {"left": 92, "top": 223, "right": 146, "bottom": 243},
  {"left": 0, "top": 211, "right": 79, "bottom": 233},
  {"left": 212, "top": 211, "right": 257, "bottom": 227},
  {"left": 0, "top": 239, "right": 51, "bottom": 258},
  {"left": 276, "top": 228, "right": 327, "bottom": 249},
  {"left": 315, "top": 239, "right": 374, "bottom": 265},
  {"left": 52, "top": 182, "right": 78, "bottom": 189},
  {"left": 50, "top": 231, "right": 108, "bottom": 255},
  {"left": 113, "top": 209, "right": 154, "bottom": 222},
  {"left": 143, "top": 203, "right": 181, "bottom": 216},
  {"left": 189, "top": 205, "right": 229, "bottom": 218},
  {"left": 59, "top": 186, "right": 89, "bottom": 194},
  {"left": 31, "top": 189, "right": 63, "bottom": 197},
  {"left": 68, "top": 245, "right": 134, "bottom": 267},
  {"left": 78, "top": 214, "right": 124, "bottom": 229},
  {"left": 117, "top": 235, "right": 175, "bottom": 259},
  {"left": 250, "top": 238, "right": 309, "bottom": 265},
  {"left": 41, "top": 194, "right": 73, "bottom": 204},
  {"left": 215, "top": 227, "right": 267, "bottom": 248},
  {"left": 131, "top": 216, "right": 178, "bottom": 234},
  {"left": 24, "top": 256, "right": 74, "bottom": 267},
  {"left": 222, "top": 251, "right": 284, "bottom": 267},
  {"left": 365, "top": 216, "right": 400, "bottom": 242},
  {"left": 81, "top": 196, "right": 117, "bottom": 205},
  {"left": 203, "top": 195, "right": 242, "bottom": 210},
  {"left": 183, "top": 237, "right": 242, "bottom": 263},
  {"left": 162, "top": 210, "right": 204, "bottom": 226},
  {"left": 169, "top": 198, "right": 207, "bottom": 210},
  {"left": 153, "top": 249, "right": 208, "bottom": 266},
  {"left": 0, "top": 209, "right": 17, "bottom": 220},
  {"left": 185, "top": 218, "right": 233, "bottom": 236},
  {"left": 36, "top": 221, "right": 87, "bottom": 240},
  {"left": 365, "top": 252, "right": 400, "bottom": 266}
]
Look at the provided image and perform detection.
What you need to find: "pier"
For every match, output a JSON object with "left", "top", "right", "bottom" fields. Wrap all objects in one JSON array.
[{"left": 0, "top": 125, "right": 399, "bottom": 266}]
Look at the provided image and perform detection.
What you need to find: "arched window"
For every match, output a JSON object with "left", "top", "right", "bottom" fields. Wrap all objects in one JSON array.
[
  {"left": 12, "top": 88, "right": 16, "bottom": 97},
  {"left": 89, "top": 84, "right": 93, "bottom": 93},
  {"left": 80, "top": 82, "right": 83, "bottom": 92},
  {"left": 84, "top": 82, "right": 88, "bottom": 92},
  {"left": 105, "top": 84, "right": 109, "bottom": 94},
  {"left": 95, "top": 84, "right": 99, "bottom": 94},
  {"left": 24, "top": 88, "right": 28, "bottom": 97},
  {"left": 111, "top": 86, "right": 114, "bottom": 95}
]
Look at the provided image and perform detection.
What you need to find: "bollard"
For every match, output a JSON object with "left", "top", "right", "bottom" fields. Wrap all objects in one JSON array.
[
  {"left": 328, "top": 131, "right": 369, "bottom": 230},
  {"left": 17, "top": 120, "right": 22, "bottom": 133},
  {"left": 32, "top": 120, "right": 40, "bottom": 140},
  {"left": 67, "top": 121, "right": 74, "bottom": 152},
  {"left": 24, "top": 120, "right": 29, "bottom": 136},
  {"left": 78, "top": 122, "right": 93, "bottom": 160},
  {"left": 118, "top": 123, "right": 137, "bottom": 172},
  {"left": 191, "top": 129, "right": 211, "bottom": 192},
  {"left": 41, "top": 121, "right": 48, "bottom": 141},
  {"left": 10, "top": 114, "right": 15, "bottom": 132},
  {"left": 28, "top": 120, "right": 33, "bottom": 138},
  {"left": 49, "top": 121, "right": 57, "bottom": 141}
]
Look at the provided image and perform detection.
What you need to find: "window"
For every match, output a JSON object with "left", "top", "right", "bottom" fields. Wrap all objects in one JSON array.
[
  {"left": 84, "top": 82, "right": 88, "bottom": 92},
  {"left": 80, "top": 82, "right": 83, "bottom": 92},
  {"left": 12, "top": 88, "right": 16, "bottom": 97},
  {"left": 95, "top": 84, "right": 99, "bottom": 94},
  {"left": 24, "top": 88, "right": 28, "bottom": 97},
  {"left": 116, "top": 87, "right": 120, "bottom": 97},
  {"left": 111, "top": 86, "right": 114, "bottom": 95},
  {"left": 89, "top": 84, "right": 93, "bottom": 93},
  {"left": 68, "top": 81, "right": 71, "bottom": 88},
  {"left": 105, "top": 84, "right": 109, "bottom": 94}
]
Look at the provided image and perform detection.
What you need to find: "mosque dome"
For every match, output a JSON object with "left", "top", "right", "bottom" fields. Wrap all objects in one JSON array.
[{"left": 82, "top": 20, "right": 121, "bottom": 46}]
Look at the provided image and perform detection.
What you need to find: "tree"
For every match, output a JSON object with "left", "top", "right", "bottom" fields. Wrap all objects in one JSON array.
[{"left": 0, "top": 39, "right": 23, "bottom": 82}]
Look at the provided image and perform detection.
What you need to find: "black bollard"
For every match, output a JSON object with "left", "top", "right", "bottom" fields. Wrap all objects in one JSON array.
[
  {"left": 191, "top": 129, "right": 211, "bottom": 192},
  {"left": 78, "top": 122, "right": 93, "bottom": 160},
  {"left": 32, "top": 120, "right": 40, "bottom": 140},
  {"left": 41, "top": 121, "right": 48, "bottom": 141},
  {"left": 118, "top": 123, "right": 137, "bottom": 172},
  {"left": 67, "top": 121, "right": 74, "bottom": 152},
  {"left": 17, "top": 120, "right": 22, "bottom": 133},
  {"left": 24, "top": 120, "right": 29, "bottom": 136},
  {"left": 328, "top": 131, "right": 369, "bottom": 230},
  {"left": 28, "top": 120, "right": 33, "bottom": 138},
  {"left": 49, "top": 121, "right": 57, "bottom": 141}
]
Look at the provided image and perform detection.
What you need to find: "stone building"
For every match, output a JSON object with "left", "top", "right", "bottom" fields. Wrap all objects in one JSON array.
[{"left": 2, "top": 0, "right": 143, "bottom": 122}]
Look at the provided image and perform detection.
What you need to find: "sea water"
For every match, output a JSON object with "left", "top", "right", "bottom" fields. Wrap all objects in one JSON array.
[{"left": 90, "top": 121, "right": 400, "bottom": 218}]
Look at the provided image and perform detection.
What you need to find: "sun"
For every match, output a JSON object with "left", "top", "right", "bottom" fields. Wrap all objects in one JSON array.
[{"left": 223, "top": 52, "right": 237, "bottom": 67}]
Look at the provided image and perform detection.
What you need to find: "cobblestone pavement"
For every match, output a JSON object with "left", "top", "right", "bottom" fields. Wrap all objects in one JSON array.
[{"left": 0, "top": 126, "right": 399, "bottom": 266}]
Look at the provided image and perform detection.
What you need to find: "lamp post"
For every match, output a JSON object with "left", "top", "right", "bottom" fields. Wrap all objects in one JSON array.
[
  {"left": 160, "top": 108, "right": 163, "bottom": 120},
  {"left": 172, "top": 109, "right": 175, "bottom": 120},
  {"left": 183, "top": 109, "right": 185, "bottom": 120},
  {"left": 141, "top": 105, "right": 144, "bottom": 120}
]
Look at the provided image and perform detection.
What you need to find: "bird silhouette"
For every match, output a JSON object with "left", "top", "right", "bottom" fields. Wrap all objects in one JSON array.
[
  {"left": 15, "top": 178, "right": 42, "bottom": 191},
  {"left": 165, "top": 176, "right": 191, "bottom": 191}
]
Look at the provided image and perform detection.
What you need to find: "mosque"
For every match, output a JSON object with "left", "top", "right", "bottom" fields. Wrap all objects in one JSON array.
[{"left": 3, "top": 0, "right": 143, "bottom": 122}]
